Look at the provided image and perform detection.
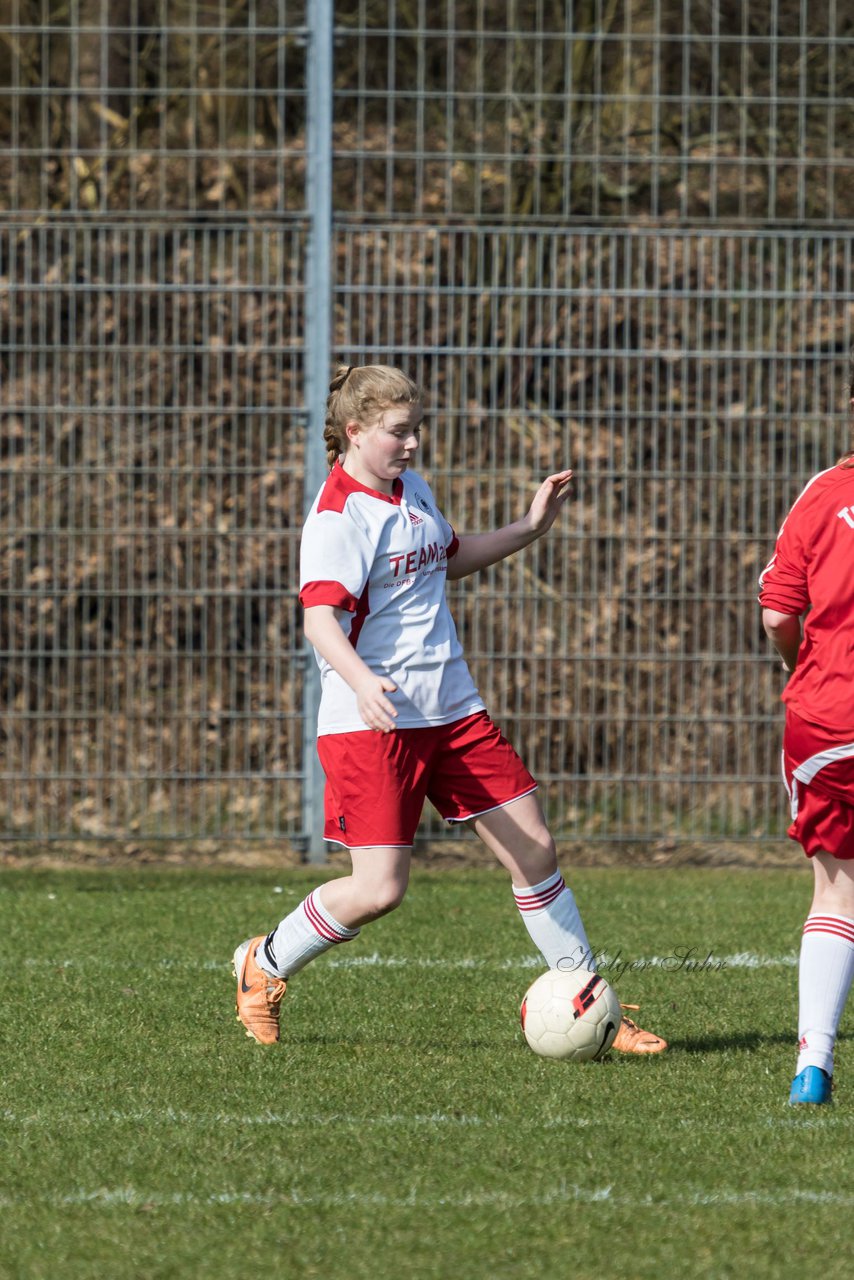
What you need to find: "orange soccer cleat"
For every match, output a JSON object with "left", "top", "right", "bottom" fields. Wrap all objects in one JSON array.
[
  {"left": 233, "top": 936, "right": 287, "bottom": 1045},
  {"left": 611, "top": 1004, "right": 668, "bottom": 1054}
]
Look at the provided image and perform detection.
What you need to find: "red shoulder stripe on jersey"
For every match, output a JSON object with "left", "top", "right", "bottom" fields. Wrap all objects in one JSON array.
[
  {"left": 299, "top": 580, "right": 359, "bottom": 612},
  {"left": 316, "top": 464, "right": 353, "bottom": 514},
  {"left": 317, "top": 460, "right": 403, "bottom": 512}
]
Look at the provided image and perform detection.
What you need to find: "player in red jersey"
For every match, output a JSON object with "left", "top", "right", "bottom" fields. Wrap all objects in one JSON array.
[
  {"left": 233, "top": 364, "right": 667, "bottom": 1055},
  {"left": 760, "top": 421, "right": 854, "bottom": 1104}
]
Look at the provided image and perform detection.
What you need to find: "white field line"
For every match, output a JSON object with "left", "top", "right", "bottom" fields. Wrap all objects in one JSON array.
[
  {"left": 29, "top": 951, "right": 797, "bottom": 973},
  {"left": 0, "top": 1109, "right": 541, "bottom": 1130},
  {"left": 3, "top": 1108, "right": 851, "bottom": 1131},
  {"left": 323, "top": 951, "right": 800, "bottom": 972},
  {"left": 0, "top": 1185, "right": 851, "bottom": 1212}
]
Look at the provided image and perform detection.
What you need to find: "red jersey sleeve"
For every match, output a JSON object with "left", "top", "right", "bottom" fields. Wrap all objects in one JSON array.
[
  {"left": 758, "top": 506, "right": 810, "bottom": 615},
  {"left": 758, "top": 465, "right": 854, "bottom": 731},
  {"left": 299, "top": 580, "right": 361, "bottom": 611}
]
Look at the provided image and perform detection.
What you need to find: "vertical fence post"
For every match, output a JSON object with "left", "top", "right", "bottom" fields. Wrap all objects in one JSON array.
[{"left": 301, "top": 0, "right": 333, "bottom": 862}]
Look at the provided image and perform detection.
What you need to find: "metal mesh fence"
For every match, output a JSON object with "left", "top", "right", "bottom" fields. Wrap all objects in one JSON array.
[
  {"left": 1, "top": 0, "right": 308, "bottom": 220},
  {"left": 1, "top": 221, "right": 307, "bottom": 838},
  {"left": 330, "top": 1, "right": 854, "bottom": 225},
  {"left": 1, "top": 2, "right": 853, "bottom": 846}
]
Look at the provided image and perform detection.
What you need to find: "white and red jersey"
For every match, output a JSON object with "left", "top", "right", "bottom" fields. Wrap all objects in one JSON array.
[
  {"left": 759, "top": 462, "right": 854, "bottom": 730},
  {"left": 299, "top": 462, "right": 485, "bottom": 735}
]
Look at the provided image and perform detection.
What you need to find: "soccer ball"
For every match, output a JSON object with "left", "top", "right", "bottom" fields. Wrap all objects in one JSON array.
[{"left": 520, "top": 968, "right": 622, "bottom": 1061}]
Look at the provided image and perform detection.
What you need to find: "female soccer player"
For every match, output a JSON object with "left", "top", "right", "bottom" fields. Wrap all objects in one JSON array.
[
  {"left": 760, "top": 418, "right": 854, "bottom": 1105},
  {"left": 233, "top": 364, "right": 667, "bottom": 1055}
]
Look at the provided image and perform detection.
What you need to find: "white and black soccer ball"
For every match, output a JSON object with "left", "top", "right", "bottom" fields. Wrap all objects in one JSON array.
[{"left": 520, "top": 968, "right": 621, "bottom": 1061}]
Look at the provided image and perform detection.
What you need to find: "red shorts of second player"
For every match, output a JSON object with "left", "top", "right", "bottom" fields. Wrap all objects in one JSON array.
[
  {"left": 316, "top": 711, "right": 537, "bottom": 848},
  {"left": 783, "top": 709, "right": 854, "bottom": 859}
]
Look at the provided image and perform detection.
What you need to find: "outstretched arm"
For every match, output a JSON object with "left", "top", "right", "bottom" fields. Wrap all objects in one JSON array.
[
  {"left": 445, "top": 469, "right": 572, "bottom": 581},
  {"left": 762, "top": 607, "right": 802, "bottom": 673}
]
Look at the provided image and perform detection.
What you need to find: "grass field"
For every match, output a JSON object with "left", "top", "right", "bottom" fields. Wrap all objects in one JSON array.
[{"left": 0, "top": 861, "right": 851, "bottom": 1280}]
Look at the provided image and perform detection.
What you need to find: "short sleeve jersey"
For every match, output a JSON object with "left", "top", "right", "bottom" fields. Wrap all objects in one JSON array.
[
  {"left": 758, "top": 462, "right": 854, "bottom": 730},
  {"left": 299, "top": 462, "right": 486, "bottom": 735}
]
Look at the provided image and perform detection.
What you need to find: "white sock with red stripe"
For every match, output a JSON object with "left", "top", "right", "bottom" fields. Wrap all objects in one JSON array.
[
  {"left": 513, "top": 870, "right": 594, "bottom": 972},
  {"left": 795, "top": 913, "right": 854, "bottom": 1076},
  {"left": 257, "top": 889, "right": 360, "bottom": 979}
]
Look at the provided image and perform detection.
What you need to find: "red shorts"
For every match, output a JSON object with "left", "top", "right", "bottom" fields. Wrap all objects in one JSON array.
[
  {"left": 783, "top": 710, "right": 854, "bottom": 859},
  {"left": 316, "top": 711, "right": 537, "bottom": 848}
]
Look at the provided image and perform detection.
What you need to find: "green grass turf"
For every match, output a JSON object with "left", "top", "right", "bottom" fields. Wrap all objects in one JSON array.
[{"left": 0, "top": 862, "right": 850, "bottom": 1280}]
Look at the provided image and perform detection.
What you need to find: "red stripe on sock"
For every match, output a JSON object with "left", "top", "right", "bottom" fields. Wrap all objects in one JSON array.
[
  {"left": 803, "top": 914, "right": 854, "bottom": 936},
  {"left": 804, "top": 922, "right": 854, "bottom": 947},
  {"left": 803, "top": 915, "right": 854, "bottom": 946},
  {"left": 304, "top": 893, "right": 351, "bottom": 943},
  {"left": 514, "top": 877, "right": 566, "bottom": 912}
]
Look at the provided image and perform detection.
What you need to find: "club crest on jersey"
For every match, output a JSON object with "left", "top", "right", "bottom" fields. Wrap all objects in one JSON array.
[{"left": 415, "top": 493, "right": 433, "bottom": 514}]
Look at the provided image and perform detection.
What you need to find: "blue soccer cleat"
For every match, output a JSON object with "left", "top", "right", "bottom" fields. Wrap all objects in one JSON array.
[{"left": 788, "top": 1065, "right": 832, "bottom": 1106}]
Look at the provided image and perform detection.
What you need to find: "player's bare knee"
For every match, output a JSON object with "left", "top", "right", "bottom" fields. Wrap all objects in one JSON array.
[
  {"left": 362, "top": 879, "right": 408, "bottom": 920},
  {"left": 528, "top": 824, "right": 557, "bottom": 861},
  {"left": 519, "top": 828, "right": 558, "bottom": 882}
]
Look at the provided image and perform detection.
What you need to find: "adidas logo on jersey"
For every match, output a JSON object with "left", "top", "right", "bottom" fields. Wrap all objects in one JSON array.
[{"left": 408, "top": 511, "right": 424, "bottom": 526}]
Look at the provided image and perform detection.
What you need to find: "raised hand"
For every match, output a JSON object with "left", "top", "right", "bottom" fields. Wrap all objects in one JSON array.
[{"left": 521, "top": 469, "right": 573, "bottom": 537}]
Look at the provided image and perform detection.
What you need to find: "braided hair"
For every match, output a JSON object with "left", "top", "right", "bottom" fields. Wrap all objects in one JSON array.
[{"left": 324, "top": 365, "right": 422, "bottom": 468}]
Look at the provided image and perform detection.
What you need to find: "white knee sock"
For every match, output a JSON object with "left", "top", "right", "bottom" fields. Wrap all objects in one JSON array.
[
  {"left": 257, "top": 889, "right": 360, "bottom": 979},
  {"left": 795, "top": 913, "right": 854, "bottom": 1076},
  {"left": 513, "top": 870, "right": 594, "bottom": 972}
]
